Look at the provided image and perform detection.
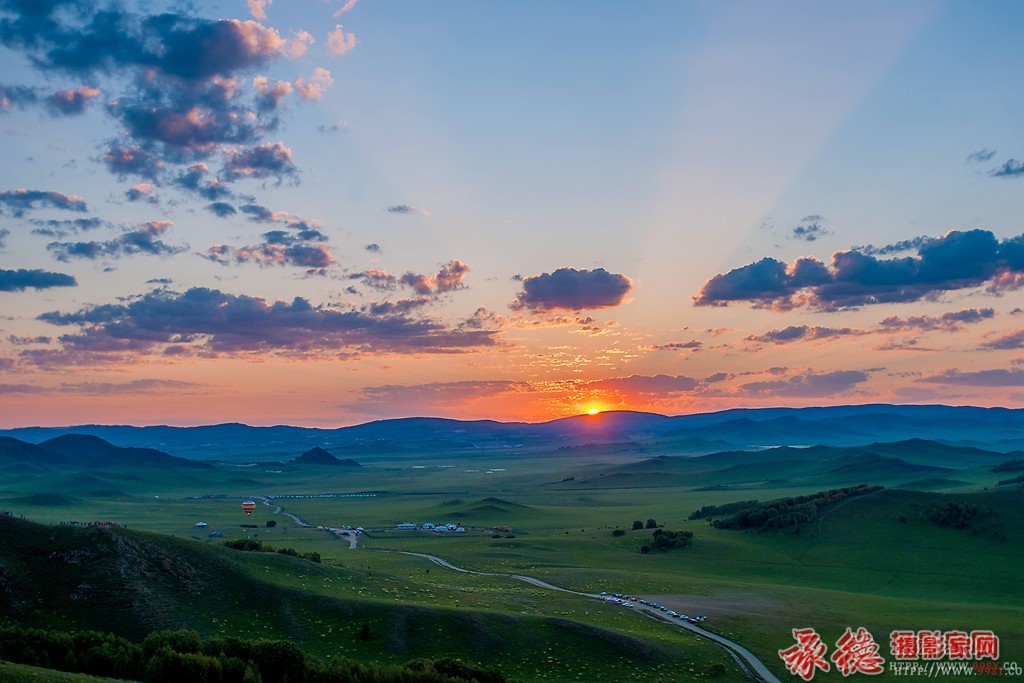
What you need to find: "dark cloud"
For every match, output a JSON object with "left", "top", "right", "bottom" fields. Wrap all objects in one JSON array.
[
  {"left": 0, "top": 227, "right": 8, "bottom": 248},
  {"left": 0, "top": 83, "right": 38, "bottom": 109},
  {"left": 990, "top": 159, "right": 1024, "bottom": 178},
  {"left": 350, "top": 261, "right": 470, "bottom": 296},
  {"left": 47, "top": 221, "right": 186, "bottom": 261},
  {"left": 739, "top": 370, "right": 869, "bottom": 398},
  {"left": 592, "top": 374, "right": 699, "bottom": 395},
  {"left": 222, "top": 142, "right": 296, "bottom": 181},
  {"left": 125, "top": 183, "right": 157, "bottom": 203},
  {"left": 745, "top": 325, "right": 859, "bottom": 344},
  {"left": 0, "top": 3, "right": 316, "bottom": 186},
  {"left": 512, "top": 267, "right": 632, "bottom": 312},
  {"left": 966, "top": 148, "right": 996, "bottom": 164},
  {"left": 0, "top": 383, "right": 46, "bottom": 393},
  {"left": 651, "top": 340, "right": 702, "bottom": 351},
  {"left": 102, "top": 145, "right": 165, "bottom": 179},
  {"left": 853, "top": 236, "right": 934, "bottom": 256},
  {"left": 174, "top": 163, "right": 231, "bottom": 200},
  {"left": 29, "top": 216, "right": 104, "bottom": 238},
  {"left": 239, "top": 203, "right": 275, "bottom": 222},
  {"left": 918, "top": 368, "right": 1024, "bottom": 387},
  {"left": 980, "top": 329, "right": 1024, "bottom": 351},
  {"left": 205, "top": 201, "right": 237, "bottom": 217},
  {"left": 45, "top": 85, "right": 100, "bottom": 115},
  {"left": 695, "top": 229, "right": 1024, "bottom": 310},
  {"left": 387, "top": 204, "right": 415, "bottom": 214},
  {"left": 400, "top": 260, "right": 469, "bottom": 295},
  {"left": 879, "top": 308, "right": 995, "bottom": 332},
  {"left": 0, "top": 268, "right": 77, "bottom": 291},
  {"left": 35, "top": 286, "right": 498, "bottom": 361},
  {"left": 792, "top": 216, "right": 829, "bottom": 242},
  {"left": 0, "top": 188, "right": 87, "bottom": 216},
  {"left": 365, "top": 243, "right": 380, "bottom": 253}
]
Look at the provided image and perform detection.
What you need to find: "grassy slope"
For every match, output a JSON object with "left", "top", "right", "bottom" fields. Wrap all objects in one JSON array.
[
  {"left": 2, "top": 440, "right": 1021, "bottom": 681},
  {"left": 0, "top": 516, "right": 736, "bottom": 683}
]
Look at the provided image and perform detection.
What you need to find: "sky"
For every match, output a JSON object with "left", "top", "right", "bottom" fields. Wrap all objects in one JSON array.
[{"left": 2, "top": 0, "right": 1024, "bottom": 427}]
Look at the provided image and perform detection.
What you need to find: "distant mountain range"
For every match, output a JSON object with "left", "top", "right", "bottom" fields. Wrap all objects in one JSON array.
[{"left": 2, "top": 404, "right": 1024, "bottom": 462}]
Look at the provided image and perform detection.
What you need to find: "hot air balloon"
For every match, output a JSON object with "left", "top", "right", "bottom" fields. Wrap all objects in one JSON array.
[{"left": 242, "top": 500, "right": 256, "bottom": 515}]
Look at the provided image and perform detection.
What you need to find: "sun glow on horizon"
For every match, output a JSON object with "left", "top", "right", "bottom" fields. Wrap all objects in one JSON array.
[{"left": 587, "top": 407, "right": 601, "bottom": 416}]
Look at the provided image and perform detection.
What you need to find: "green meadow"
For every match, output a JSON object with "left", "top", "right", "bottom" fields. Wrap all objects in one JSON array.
[{"left": 1, "top": 438, "right": 1022, "bottom": 682}]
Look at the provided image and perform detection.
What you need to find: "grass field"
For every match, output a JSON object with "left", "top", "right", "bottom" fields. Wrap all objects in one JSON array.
[{"left": 1, "top": 439, "right": 1021, "bottom": 682}]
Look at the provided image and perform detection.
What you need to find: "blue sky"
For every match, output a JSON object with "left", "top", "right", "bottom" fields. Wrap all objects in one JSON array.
[{"left": 1, "top": 0, "right": 1024, "bottom": 427}]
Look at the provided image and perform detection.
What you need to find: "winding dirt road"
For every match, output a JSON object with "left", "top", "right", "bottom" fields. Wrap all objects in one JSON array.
[{"left": 260, "top": 497, "right": 780, "bottom": 682}]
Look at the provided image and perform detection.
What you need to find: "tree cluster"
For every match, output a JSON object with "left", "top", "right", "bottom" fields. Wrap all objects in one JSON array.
[
  {"left": 222, "top": 539, "right": 320, "bottom": 563},
  {"left": 687, "top": 500, "right": 760, "bottom": 521},
  {"left": 924, "top": 501, "right": 992, "bottom": 530},
  {"left": 0, "top": 627, "right": 506, "bottom": 683},
  {"left": 630, "top": 519, "right": 658, "bottom": 530},
  {"left": 649, "top": 528, "right": 693, "bottom": 551},
  {"left": 990, "top": 459, "right": 1024, "bottom": 473},
  {"left": 710, "top": 485, "right": 883, "bottom": 531}
]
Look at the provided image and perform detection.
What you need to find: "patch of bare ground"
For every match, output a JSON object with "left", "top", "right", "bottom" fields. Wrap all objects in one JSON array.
[{"left": 641, "top": 592, "right": 786, "bottom": 619}]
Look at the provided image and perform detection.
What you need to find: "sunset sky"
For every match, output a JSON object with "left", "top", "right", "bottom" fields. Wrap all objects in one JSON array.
[{"left": 2, "top": 1, "right": 1024, "bottom": 427}]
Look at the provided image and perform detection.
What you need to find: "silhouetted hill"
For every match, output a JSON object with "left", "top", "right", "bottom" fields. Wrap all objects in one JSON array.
[
  {"left": 4, "top": 404, "right": 1024, "bottom": 462},
  {"left": 291, "top": 447, "right": 361, "bottom": 467}
]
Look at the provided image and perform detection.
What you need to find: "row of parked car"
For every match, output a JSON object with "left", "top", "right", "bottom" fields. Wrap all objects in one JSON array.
[{"left": 599, "top": 592, "right": 709, "bottom": 624}]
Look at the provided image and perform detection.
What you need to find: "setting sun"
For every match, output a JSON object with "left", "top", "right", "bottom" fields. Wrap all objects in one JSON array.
[{"left": 587, "top": 407, "right": 601, "bottom": 416}]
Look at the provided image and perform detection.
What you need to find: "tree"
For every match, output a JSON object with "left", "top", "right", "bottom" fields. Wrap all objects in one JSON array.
[
  {"left": 645, "top": 518, "right": 658, "bottom": 529},
  {"left": 631, "top": 520, "right": 644, "bottom": 530},
  {"left": 265, "top": 520, "right": 276, "bottom": 528},
  {"left": 640, "top": 545, "right": 650, "bottom": 554}
]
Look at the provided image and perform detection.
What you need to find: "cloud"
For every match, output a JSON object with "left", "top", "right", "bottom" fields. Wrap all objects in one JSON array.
[
  {"left": 47, "top": 221, "right": 186, "bottom": 261},
  {"left": 203, "top": 215, "right": 333, "bottom": 272},
  {"left": 318, "top": 119, "right": 348, "bottom": 134},
  {"left": 365, "top": 243, "right": 381, "bottom": 253},
  {"left": 651, "top": 340, "right": 702, "bottom": 351},
  {"left": 0, "top": 83, "right": 38, "bottom": 110},
  {"left": 125, "top": 183, "right": 157, "bottom": 202},
  {"left": 591, "top": 374, "right": 699, "bottom": 395},
  {"left": 0, "top": 189, "right": 87, "bottom": 216},
  {"left": 328, "top": 25, "right": 357, "bottom": 56},
  {"left": 739, "top": 370, "right": 869, "bottom": 398},
  {"left": 0, "top": 3, "right": 321, "bottom": 186},
  {"left": 45, "top": 86, "right": 100, "bottom": 115},
  {"left": 878, "top": 307, "right": 995, "bottom": 332},
  {"left": 745, "top": 325, "right": 860, "bottom": 344},
  {"left": 980, "top": 329, "right": 1024, "bottom": 351},
  {"left": 29, "top": 217, "right": 104, "bottom": 238},
  {"left": 173, "top": 163, "right": 231, "bottom": 200},
  {"left": 350, "top": 269, "right": 398, "bottom": 290},
  {"left": 695, "top": 229, "right": 1024, "bottom": 310},
  {"left": 334, "top": 0, "right": 359, "bottom": 16},
  {"left": 387, "top": 204, "right": 419, "bottom": 215},
  {"left": 917, "top": 368, "right": 1024, "bottom": 387},
  {"left": 990, "top": 159, "right": 1024, "bottom": 178},
  {"left": 0, "top": 268, "right": 77, "bottom": 292},
  {"left": 512, "top": 267, "right": 632, "bottom": 312},
  {"left": 248, "top": 0, "right": 272, "bottom": 20},
  {"left": 35, "top": 286, "right": 498, "bottom": 361},
  {"left": 294, "top": 68, "right": 333, "bottom": 101},
  {"left": 0, "top": 228, "right": 8, "bottom": 248},
  {"left": 223, "top": 142, "right": 297, "bottom": 181},
  {"left": 102, "top": 145, "right": 165, "bottom": 180},
  {"left": 350, "top": 260, "right": 471, "bottom": 295},
  {"left": 966, "top": 148, "right": 996, "bottom": 163},
  {"left": 853, "top": 236, "right": 934, "bottom": 256},
  {"left": 792, "top": 216, "right": 829, "bottom": 242},
  {"left": 205, "top": 202, "right": 237, "bottom": 217}
]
